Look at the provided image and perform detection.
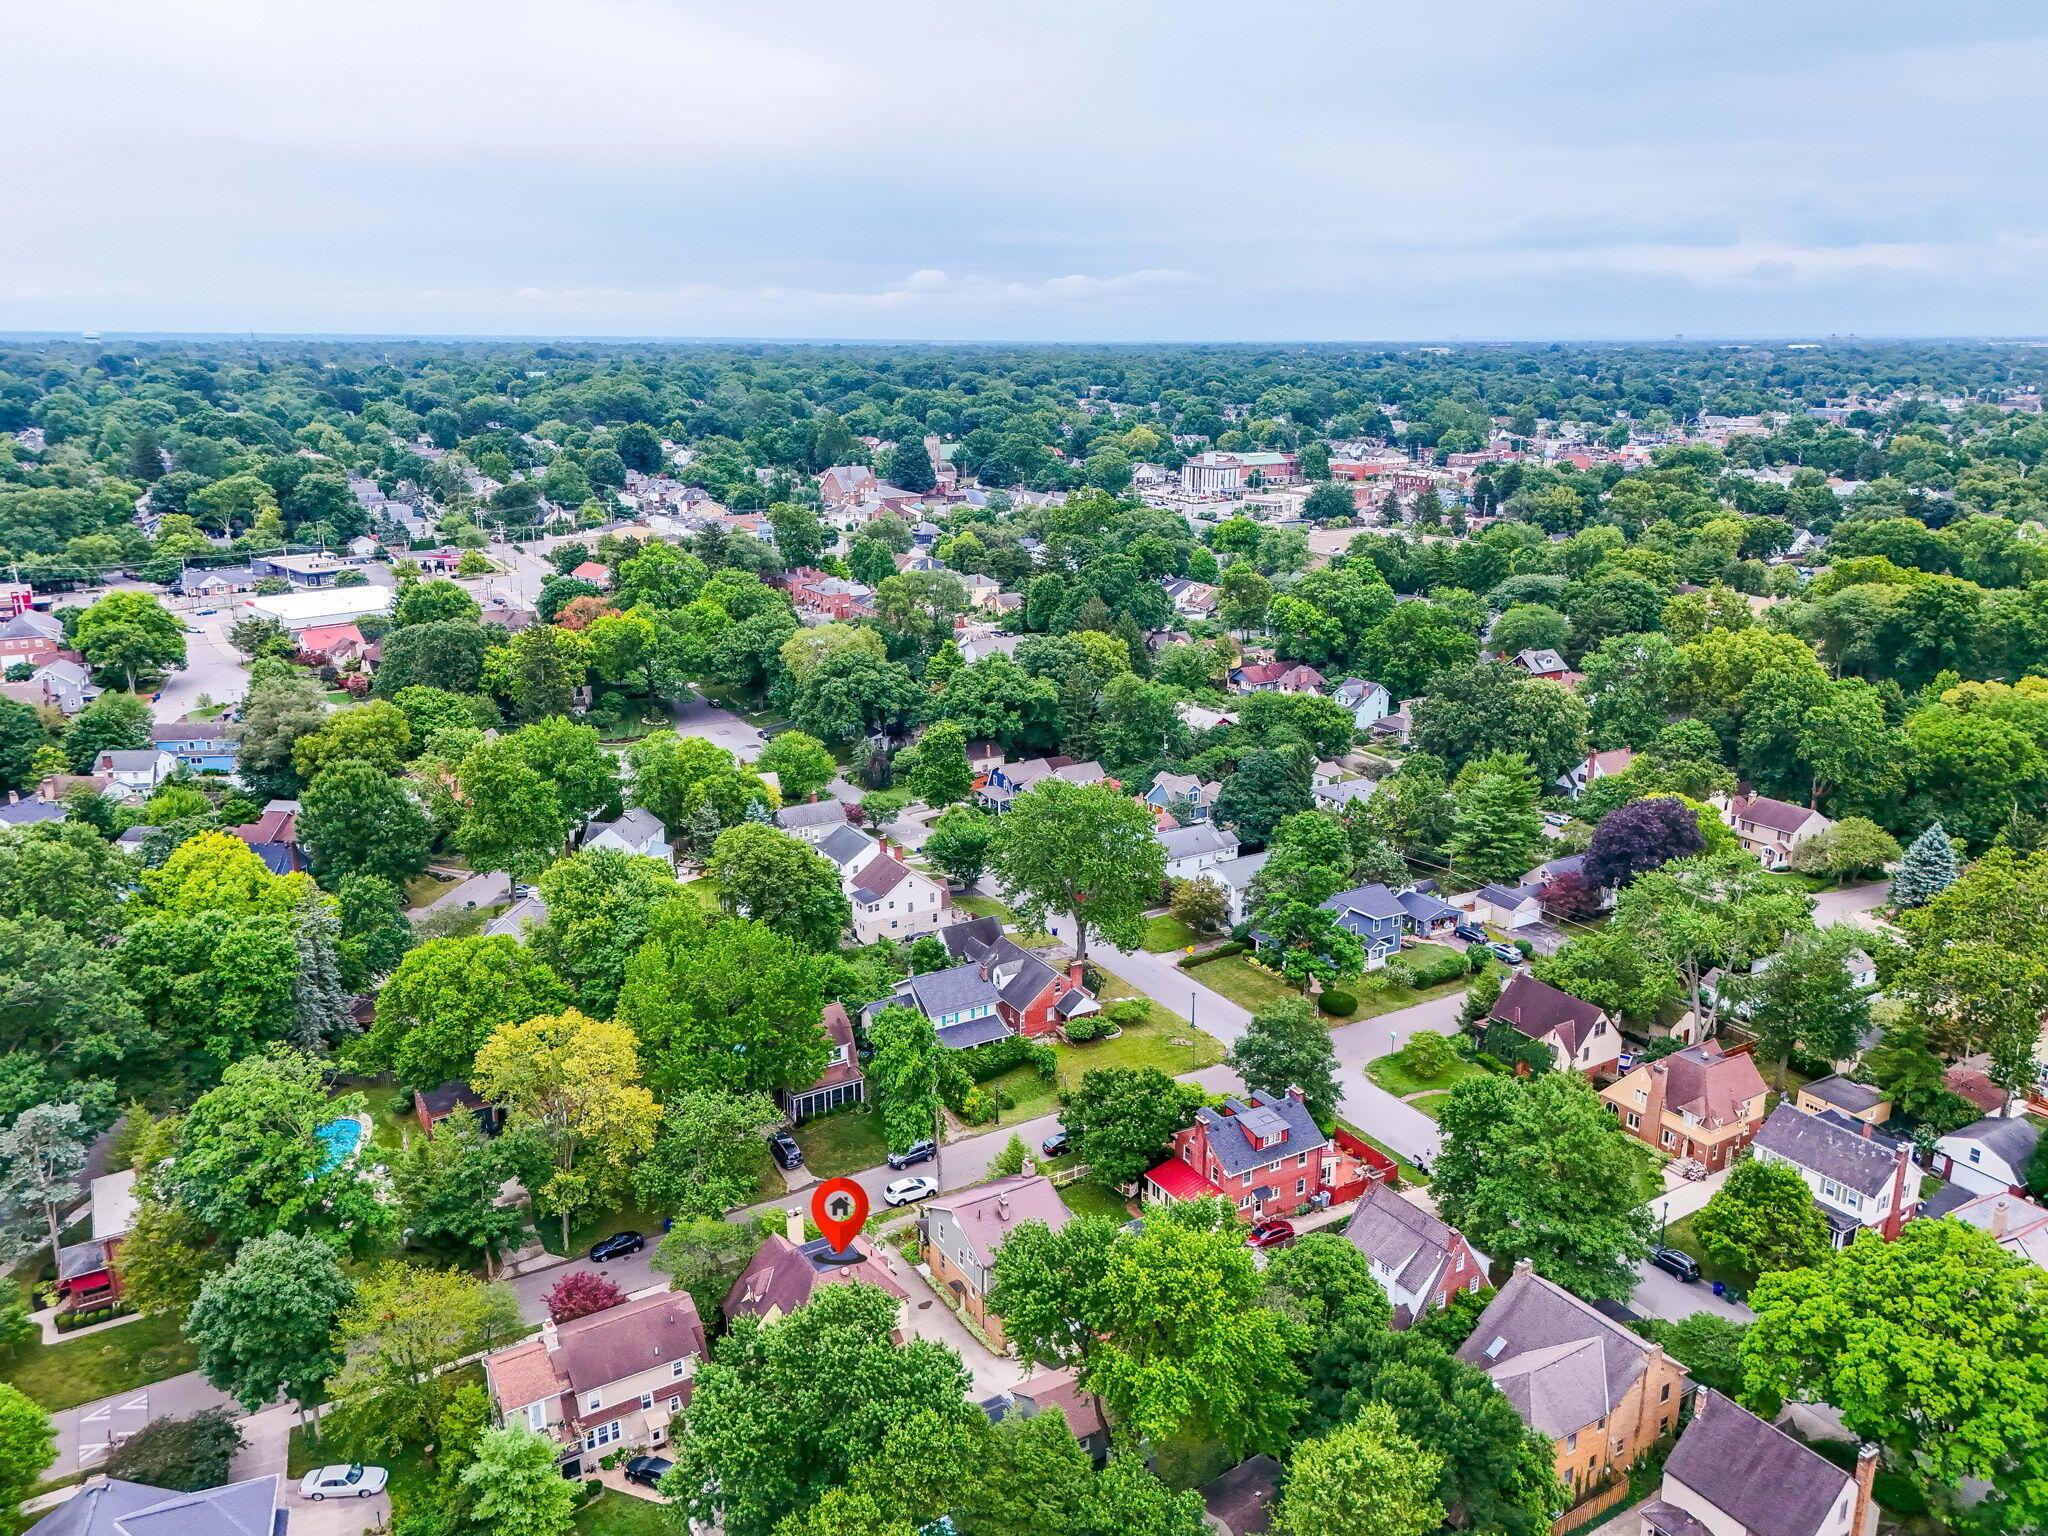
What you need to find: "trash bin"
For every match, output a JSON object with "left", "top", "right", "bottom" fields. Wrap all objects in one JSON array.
[{"left": 1711, "top": 1280, "right": 1726, "bottom": 1297}]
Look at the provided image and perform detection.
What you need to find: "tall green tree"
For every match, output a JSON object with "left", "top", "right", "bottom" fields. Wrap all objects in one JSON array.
[
  {"left": 990, "top": 779, "right": 1165, "bottom": 964},
  {"left": 452, "top": 736, "right": 569, "bottom": 882},
  {"left": 0, "top": 1102, "right": 89, "bottom": 1276},
  {"left": 1740, "top": 926, "right": 1870, "bottom": 1090},
  {"left": 388, "top": 1117, "right": 527, "bottom": 1277},
  {"left": 0, "top": 1382, "right": 54, "bottom": 1529},
  {"left": 1061, "top": 1066, "right": 1205, "bottom": 1190},
  {"left": 186, "top": 1231, "right": 353, "bottom": 1427},
  {"left": 866, "top": 1004, "right": 941, "bottom": 1153},
  {"left": 1228, "top": 998, "right": 1340, "bottom": 1122},
  {"left": 1691, "top": 1157, "right": 1832, "bottom": 1279},
  {"left": 1892, "top": 821, "right": 1959, "bottom": 907},
  {"left": 1274, "top": 1403, "right": 1445, "bottom": 1536},
  {"left": 328, "top": 1263, "right": 522, "bottom": 1453},
  {"left": 756, "top": 729, "right": 838, "bottom": 803},
  {"left": 616, "top": 900, "right": 829, "bottom": 1099},
  {"left": 1445, "top": 751, "right": 1546, "bottom": 883},
  {"left": 298, "top": 760, "right": 432, "bottom": 885},
  {"left": 1432, "top": 1073, "right": 1659, "bottom": 1299},
  {"left": 634, "top": 1089, "right": 784, "bottom": 1218},
  {"left": 71, "top": 590, "right": 186, "bottom": 690},
  {"left": 707, "top": 823, "right": 850, "bottom": 951},
  {"left": 457, "top": 1426, "right": 580, "bottom": 1536}
]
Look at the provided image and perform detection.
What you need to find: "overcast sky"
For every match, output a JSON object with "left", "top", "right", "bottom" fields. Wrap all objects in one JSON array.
[{"left": 9, "top": 1, "right": 2048, "bottom": 341}]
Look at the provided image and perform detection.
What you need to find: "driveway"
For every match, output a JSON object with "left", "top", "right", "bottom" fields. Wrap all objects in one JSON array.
[
  {"left": 416, "top": 869, "right": 509, "bottom": 916},
  {"left": 674, "top": 693, "right": 771, "bottom": 762},
  {"left": 1810, "top": 881, "right": 1892, "bottom": 933},
  {"left": 159, "top": 612, "right": 250, "bottom": 721}
]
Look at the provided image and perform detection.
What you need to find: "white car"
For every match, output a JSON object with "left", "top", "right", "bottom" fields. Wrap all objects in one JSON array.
[
  {"left": 883, "top": 1175, "right": 938, "bottom": 1207},
  {"left": 300, "top": 1464, "right": 389, "bottom": 1500}
]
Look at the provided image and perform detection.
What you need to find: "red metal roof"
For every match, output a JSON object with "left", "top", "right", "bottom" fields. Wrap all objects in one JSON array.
[{"left": 1145, "top": 1157, "right": 1223, "bottom": 1202}]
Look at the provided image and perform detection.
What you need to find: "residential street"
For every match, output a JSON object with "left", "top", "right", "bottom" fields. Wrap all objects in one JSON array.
[
  {"left": 45, "top": 1370, "right": 237, "bottom": 1478},
  {"left": 158, "top": 610, "right": 249, "bottom": 721}
]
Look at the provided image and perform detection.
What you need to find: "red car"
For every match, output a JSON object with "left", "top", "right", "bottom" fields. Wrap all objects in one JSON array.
[{"left": 1246, "top": 1218, "right": 1295, "bottom": 1250}]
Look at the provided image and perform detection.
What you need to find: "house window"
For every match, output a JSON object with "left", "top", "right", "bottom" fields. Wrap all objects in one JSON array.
[
  {"left": 1659, "top": 1415, "right": 1670, "bottom": 1435},
  {"left": 640, "top": 1393, "right": 654, "bottom": 1410},
  {"left": 1626, "top": 1112, "right": 1640, "bottom": 1129},
  {"left": 584, "top": 1421, "right": 621, "bottom": 1450},
  {"left": 586, "top": 1394, "right": 602, "bottom": 1413},
  {"left": 1660, "top": 1383, "right": 1670, "bottom": 1402},
  {"left": 671, "top": 1359, "right": 687, "bottom": 1379},
  {"left": 1662, "top": 1130, "right": 1676, "bottom": 1147},
  {"left": 668, "top": 1395, "right": 682, "bottom": 1413},
  {"left": 1295, "top": 1178, "right": 1306, "bottom": 1195},
  {"left": 1297, "top": 1151, "right": 1307, "bottom": 1167},
  {"left": 1565, "top": 1432, "right": 1578, "bottom": 1452},
  {"left": 525, "top": 1402, "right": 547, "bottom": 1431},
  {"left": 1969, "top": 1147, "right": 1983, "bottom": 1165}
]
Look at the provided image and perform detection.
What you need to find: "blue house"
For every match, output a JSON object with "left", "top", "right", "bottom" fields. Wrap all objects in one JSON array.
[
  {"left": 1320, "top": 884, "right": 1407, "bottom": 969},
  {"left": 150, "top": 719, "right": 240, "bottom": 775}
]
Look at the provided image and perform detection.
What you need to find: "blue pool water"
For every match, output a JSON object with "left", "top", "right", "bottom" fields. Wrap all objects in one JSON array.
[{"left": 316, "top": 1116, "right": 364, "bottom": 1173}]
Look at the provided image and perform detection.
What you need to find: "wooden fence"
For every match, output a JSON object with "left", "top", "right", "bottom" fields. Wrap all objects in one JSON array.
[{"left": 1551, "top": 1478, "right": 1634, "bottom": 1536}]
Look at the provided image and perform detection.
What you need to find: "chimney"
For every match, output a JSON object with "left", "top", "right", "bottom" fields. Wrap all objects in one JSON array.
[
  {"left": 1068, "top": 961, "right": 1085, "bottom": 990},
  {"left": 786, "top": 1207, "right": 806, "bottom": 1246},
  {"left": 1851, "top": 1444, "right": 1879, "bottom": 1536},
  {"left": 1512, "top": 1257, "right": 1535, "bottom": 1280},
  {"left": 1860, "top": 1118, "right": 1873, "bottom": 1139},
  {"left": 997, "top": 1193, "right": 1011, "bottom": 1221},
  {"left": 1286, "top": 1085, "right": 1306, "bottom": 1105},
  {"left": 540, "top": 1316, "right": 559, "bottom": 1352},
  {"left": 1992, "top": 1199, "right": 2012, "bottom": 1237},
  {"left": 1020, "top": 1156, "right": 1037, "bottom": 1178}
]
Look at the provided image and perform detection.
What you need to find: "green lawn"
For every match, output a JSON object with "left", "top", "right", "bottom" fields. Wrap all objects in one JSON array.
[
  {"left": 1190, "top": 954, "right": 1468, "bottom": 1026},
  {"left": 1365, "top": 1048, "right": 1483, "bottom": 1100},
  {"left": 1, "top": 1312, "right": 199, "bottom": 1414},
  {"left": 792, "top": 1103, "right": 892, "bottom": 1179},
  {"left": 541, "top": 1202, "right": 666, "bottom": 1259},
  {"left": 1337, "top": 1118, "right": 1431, "bottom": 1187},
  {"left": 576, "top": 1490, "right": 673, "bottom": 1535},
  {"left": 952, "top": 894, "right": 1010, "bottom": 921},
  {"left": 402, "top": 872, "right": 462, "bottom": 909},
  {"left": 1408, "top": 1092, "right": 1452, "bottom": 1121},
  {"left": 285, "top": 1369, "right": 486, "bottom": 1529},
  {"left": 1057, "top": 1179, "right": 1135, "bottom": 1223},
  {"left": 972, "top": 982, "right": 1226, "bottom": 1125},
  {"left": 1139, "top": 913, "right": 1202, "bottom": 953},
  {"left": 1761, "top": 870, "right": 1835, "bottom": 895},
  {"left": 678, "top": 877, "right": 721, "bottom": 909}
]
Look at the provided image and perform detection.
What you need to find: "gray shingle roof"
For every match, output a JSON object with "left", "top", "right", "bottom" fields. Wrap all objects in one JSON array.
[
  {"left": 1799, "top": 1075, "right": 1887, "bottom": 1116},
  {"left": 1943, "top": 1115, "right": 2040, "bottom": 1168},
  {"left": 935, "top": 1015, "right": 1014, "bottom": 1049},
  {"left": 1323, "top": 883, "right": 1406, "bottom": 921},
  {"left": 1342, "top": 1182, "right": 1460, "bottom": 1292},
  {"left": 1195, "top": 1090, "right": 1327, "bottom": 1178},
  {"left": 1662, "top": 1390, "right": 1851, "bottom": 1536},
  {"left": 816, "top": 822, "right": 877, "bottom": 869},
  {"left": 586, "top": 806, "right": 666, "bottom": 846},
  {"left": 904, "top": 963, "right": 999, "bottom": 1019},
  {"left": 1159, "top": 823, "right": 1237, "bottom": 861},
  {"left": 1456, "top": 1266, "right": 1667, "bottom": 1439},
  {"left": 774, "top": 799, "right": 848, "bottom": 831},
  {"left": 27, "top": 1475, "right": 281, "bottom": 1536},
  {"left": 1754, "top": 1103, "right": 1903, "bottom": 1199}
]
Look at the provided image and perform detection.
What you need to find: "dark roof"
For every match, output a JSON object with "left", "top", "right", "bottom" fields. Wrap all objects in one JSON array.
[
  {"left": 1396, "top": 888, "right": 1458, "bottom": 924},
  {"left": 1322, "top": 883, "right": 1406, "bottom": 922},
  {"left": 1730, "top": 792, "right": 1822, "bottom": 835},
  {"left": 939, "top": 914, "right": 1004, "bottom": 959},
  {"left": 551, "top": 1291, "right": 706, "bottom": 1393},
  {"left": 1195, "top": 1090, "right": 1328, "bottom": 1177},
  {"left": 935, "top": 1015, "right": 1015, "bottom": 1050},
  {"left": 1457, "top": 1266, "right": 1670, "bottom": 1438},
  {"left": 724, "top": 1232, "right": 908, "bottom": 1323},
  {"left": 850, "top": 854, "right": 914, "bottom": 902},
  {"left": 1799, "top": 1075, "right": 1887, "bottom": 1115},
  {"left": 774, "top": 799, "right": 848, "bottom": 831},
  {"left": 1343, "top": 1182, "right": 1461, "bottom": 1292},
  {"left": 1199, "top": 1455, "right": 1281, "bottom": 1536},
  {"left": 414, "top": 1082, "right": 484, "bottom": 1118},
  {"left": 26, "top": 1475, "right": 280, "bottom": 1536},
  {"left": 0, "top": 800, "right": 65, "bottom": 827},
  {"left": 1942, "top": 1115, "right": 2040, "bottom": 1168},
  {"left": 816, "top": 822, "right": 876, "bottom": 869},
  {"left": 1476, "top": 881, "right": 1541, "bottom": 907},
  {"left": 1754, "top": 1103, "right": 1902, "bottom": 1199},
  {"left": 1490, "top": 973, "right": 1608, "bottom": 1054},
  {"left": 1663, "top": 1390, "right": 1851, "bottom": 1536},
  {"left": 57, "top": 1239, "right": 113, "bottom": 1281}
]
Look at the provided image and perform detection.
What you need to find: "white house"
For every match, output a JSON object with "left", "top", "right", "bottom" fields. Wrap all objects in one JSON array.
[
  {"left": 1332, "top": 678, "right": 1391, "bottom": 730},
  {"left": 1207, "top": 850, "right": 1270, "bottom": 927},
  {"left": 1714, "top": 792, "right": 1834, "bottom": 871},
  {"left": 1456, "top": 882, "right": 1543, "bottom": 931},
  {"left": 816, "top": 823, "right": 950, "bottom": 944},
  {"left": 1752, "top": 1103, "right": 1920, "bottom": 1245},
  {"left": 94, "top": 749, "right": 177, "bottom": 795},
  {"left": 1159, "top": 822, "right": 1240, "bottom": 882},
  {"left": 1644, "top": 1390, "right": 1875, "bottom": 1536},
  {"left": 1934, "top": 1117, "right": 2040, "bottom": 1198},
  {"left": 582, "top": 807, "right": 672, "bottom": 863}
]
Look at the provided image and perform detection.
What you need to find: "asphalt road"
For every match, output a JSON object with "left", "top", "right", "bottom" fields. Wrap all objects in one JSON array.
[
  {"left": 159, "top": 612, "right": 250, "bottom": 721},
  {"left": 47, "top": 1369, "right": 237, "bottom": 1476}
]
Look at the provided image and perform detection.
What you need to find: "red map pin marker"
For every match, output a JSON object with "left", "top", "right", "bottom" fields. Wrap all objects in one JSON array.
[{"left": 811, "top": 1177, "right": 869, "bottom": 1254}]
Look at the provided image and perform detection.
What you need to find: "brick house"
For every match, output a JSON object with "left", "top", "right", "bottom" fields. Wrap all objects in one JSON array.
[
  {"left": 919, "top": 1173, "right": 1069, "bottom": 1350},
  {"left": 724, "top": 1220, "right": 910, "bottom": 1332},
  {"left": 1599, "top": 1042, "right": 1769, "bottom": 1171},
  {"left": 483, "top": 1289, "right": 707, "bottom": 1474},
  {"left": 1144, "top": 1087, "right": 1337, "bottom": 1223},
  {"left": 1340, "top": 1182, "right": 1487, "bottom": 1327},
  {"left": 1458, "top": 1262, "right": 1691, "bottom": 1508},
  {"left": 1487, "top": 973, "right": 1623, "bottom": 1077}
]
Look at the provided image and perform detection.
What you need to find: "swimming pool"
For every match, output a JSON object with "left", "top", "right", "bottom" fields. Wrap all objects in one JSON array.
[{"left": 316, "top": 1116, "right": 365, "bottom": 1174}]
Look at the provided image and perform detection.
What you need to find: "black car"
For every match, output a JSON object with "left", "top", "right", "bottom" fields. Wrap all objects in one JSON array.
[
  {"left": 769, "top": 1131, "right": 804, "bottom": 1170},
  {"left": 886, "top": 1139, "right": 937, "bottom": 1170},
  {"left": 1648, "top": 1245, "right": 1700, "bottom": 1283},
  {"left": 1040, "top": 1130, "right": 1071, "bottom": 1157},
  {"left": 1453, "top": 922, "right": 1488, "bottom": 943},
  {"left": 624, "top": 1455, "right": 673, "bottom": 1490},
  {"left": 588, "top": 1231, "right": 645, "bottom": 1264}
]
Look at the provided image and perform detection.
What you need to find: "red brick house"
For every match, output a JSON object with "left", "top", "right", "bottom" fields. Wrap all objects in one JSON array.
[{"left": 1145, "top": 1087, "right": 1338, "bottom": 1223}]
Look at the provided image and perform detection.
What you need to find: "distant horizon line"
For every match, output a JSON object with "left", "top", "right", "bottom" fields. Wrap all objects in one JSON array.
[{"left": 4, "top": 329, "right": 2048, "bottom": 350}]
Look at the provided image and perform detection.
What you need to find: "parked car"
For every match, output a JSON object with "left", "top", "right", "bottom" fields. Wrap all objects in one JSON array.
[
  {"left": 588, "top": 1231, "right": 645, "bottom": 1263},
  {"left": 624, "top": 1455, "right": 674, "bottom": 1490},
  {"left": 1246, "top": 1218, "right": 1295, "bottom": 1250},
  {"left": 300, "top": 1464, "right": 388, "bottom": 1501},
  {"left": 1542, "top": 812, "right": 1571, "bottom": 827},
  {"left": 1489, "top": 942, "right": 1524, "bottom": 964},
  {"left": 1649, "top": 1245, "right": 1701, "bottom": 1283},
  {"left": 883, "top": 1174, "right": 939, "bottom": 1207},
  {"left": 768, "top": 1131, "right": 804, "bottom": 1170},
  {"left": 1453, "top": 922, "right": 1488, "bottom": 943},
  {"left": 1040, "top": 1129, "right": 1070, "bottom": 1157},
  {"left": 886, "top": 1139, "right": 937, "bottom": 1169}
]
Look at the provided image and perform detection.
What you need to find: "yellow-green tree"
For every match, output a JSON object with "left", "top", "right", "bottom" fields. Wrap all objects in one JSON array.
[{"left": 471, "top": 1010, "right": 658, "bottom": 1249}]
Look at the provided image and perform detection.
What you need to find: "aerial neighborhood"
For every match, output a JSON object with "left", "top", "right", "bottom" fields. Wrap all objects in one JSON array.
[{"left": 2, "top": 331, "right": 2047, "bottom": 1536}]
